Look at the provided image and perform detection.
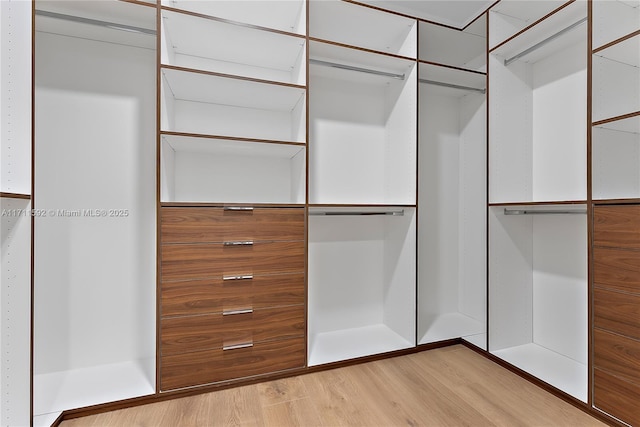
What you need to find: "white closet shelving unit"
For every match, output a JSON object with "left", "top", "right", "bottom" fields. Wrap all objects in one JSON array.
[
  {"left": 33, "top": 2, "right": 157, "bottom": 425},
  {"left": 307, "top": 1, "right": 417, "bottom": 366},
  {"left": 419, "top": 19, "right": 487, "bottom": 72},
  {"left": 488, "top": 0, "right": 588, "bottom": 403},
  {"left": 160, "top": 1, "right": 307, "bottom": 205},
  {"left": 417, "top": 53, "right": 487, "bottom": 347},
  {"left": 1, "top": 2, "right": 32, "bottom": 426}
]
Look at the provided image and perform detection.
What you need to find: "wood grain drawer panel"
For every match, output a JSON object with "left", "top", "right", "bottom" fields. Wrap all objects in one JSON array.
[
  {"left": 162, "top": 207, "right": 304, "bottom": 243},
  {"left": 593, "top": 246, "right": 640, "bottom": 293},
  {"left": 160, "top": 336, "right": 305, "bottom": 391},
  {"left": 161, "top": 305, "right": 305, "bottom": 356},
  {"left": 161, "top": 241, "right": 305, "bottom": 281},
  {"left": 594, "top": 368, "right": 640, "bottom": 426},
  {"left": 594, "top": 287, "right": 640, "bottom": 340},
  {"left": 594, "top": 205, "right": 640, "bottom": 249},
  {"left": 594, "top": 328, "right": 640, "bottom": 386},
  {"left": 161, "top": 273, "right": 304, "bottom": 317}
]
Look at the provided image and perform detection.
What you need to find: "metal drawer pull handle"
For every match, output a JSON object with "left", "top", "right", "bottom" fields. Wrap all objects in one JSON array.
[
  {"left": 223, "top": 241, "right": 254, "bottom": 246},
  {"left": 224, "top": 206, "right": 253, "bottom": 211},
  {"left": 223, "top": 342, "right": 253, "bottom": 351},
  {"left": 222, "top": 275, "right": 254, "bottom": 281},
  {"left": 223, "top": 309, "right": 253, "bottom": 316}
]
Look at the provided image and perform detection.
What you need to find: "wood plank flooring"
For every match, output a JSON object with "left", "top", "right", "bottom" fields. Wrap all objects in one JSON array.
[{"left": 60, "top": 345, "right": 606, "bottom": 426}]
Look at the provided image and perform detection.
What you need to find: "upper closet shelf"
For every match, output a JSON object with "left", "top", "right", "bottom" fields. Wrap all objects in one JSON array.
[
  {"left": 309, "top": 0, "right": 416, "bottom": 58},
  {"left": 160, "top": 0, "right": 306, "bottom": 35},
  {"left": 594, "top": 113, "right": 640, "bottom": 134},
  {"left": 419, "top": 19, "right": 487, "bottom": 72},
  {"left": 309, "top": 40, "right": 415, "bottom": 85},
  {"left": 594, "top": 33, "right": 640, "bottom": 70},
  {"left": 419, "top": 63, "right": 486, "bottom": 97},
  {"left": 161, "top": 9, "right": 306, "bottom": 85},
  {"left": 491, "top": 0, "right": 586, "bottom": 64},
  {"left": 593, "top": 0, "right": 640, "bottom": 50}
]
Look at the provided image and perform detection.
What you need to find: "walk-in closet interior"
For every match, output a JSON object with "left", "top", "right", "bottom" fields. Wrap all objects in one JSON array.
[{"left": 1, "top": 0, "right": 638, "bottom": 426}]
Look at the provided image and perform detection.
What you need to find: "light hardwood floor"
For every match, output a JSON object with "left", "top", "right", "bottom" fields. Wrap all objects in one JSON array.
[{"left": 60, "top": 345, "right": 606, "bottom": 426}]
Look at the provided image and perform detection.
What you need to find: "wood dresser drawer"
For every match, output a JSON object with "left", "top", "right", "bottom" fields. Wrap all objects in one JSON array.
[
  {"left": 594, "top": 205, "right": 640, "bottom": 249},
  {"left": 594, "top": 328, "right": 640, "bottom": 386},
  {"left": 161, "top": 273, "right": 304, "bottom": 317},
  {"left": 594, "top": 287, "right": 640, "bottom": 340},
  {"left": 593, "top": 246, "right": 640, "bottom": 293},
  {"left": 161, "top": 305, "right": 305, "bottom": 355},
  {"left": 162, "top": 207, "right": 305, "bottom": 244},
  {"left": 594, "top": 368, "right": 640, "bottom": 427},
  {"left": 161, "top": 241, "right": 305, "bottom": 281},
  {"left": 161, "top": 336, "right": 305, "bottom": 391}
]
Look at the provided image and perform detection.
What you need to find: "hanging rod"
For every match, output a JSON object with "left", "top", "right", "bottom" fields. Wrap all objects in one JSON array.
[
  {"left": 310, "top": 210, "right": 405, "bottom": 216},
  {"left": 35, "top": 10, "right": 156, "bottom": 36},
  {"left": 504, "top": 208, "right": 586, "bottom": 215},
  {"left": 419, "top": 79, "right": 486, "bottom": 94},
  {"left": 309, "top": 59, "right": 405, "bottom": 80},
  {"left": 504, "top": 17, "right": 587, "bottom": 66}
]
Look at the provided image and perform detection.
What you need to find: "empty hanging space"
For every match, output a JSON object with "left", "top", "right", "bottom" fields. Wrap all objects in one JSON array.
[
  {"left": 309, "top": 0, "right": 417, "bottom": 58},
  {"left": 160, "top": 0, "right": 306, "bottom": 35},
  {"left": 33, "top": 1, "right": 157, "bottom": 423},
  {"left": 417, "top": 63, "right": 487, "bottom": 349},
  {"left": 488, "top": 204, "right": 587, "bottom": 402},
  {"left": 160, "top": 67, "right": 306, "bottom": 142},
  {"left": 489, "top": 0, "right": 587, "bottom": 204},
  {"left": 160, "top": 8, "right": 306, "bottom": 85},
  {"left": 307, "top": 207, "right": 416, "bottom": 366},
  {"left": 161, "top": 135, "right": 305, "bottom": 204},
  {"left": 593, "top": 34, "right": 640, "bottom": 123},
  {"left": 592, "top": 0, "right": 640, "bottom": 50},
  {"left": 308, "top": 41, "right": 417, "bottom": 205},
  {"left": 419, "top": 19, "right": 486, "bottom": 72}
]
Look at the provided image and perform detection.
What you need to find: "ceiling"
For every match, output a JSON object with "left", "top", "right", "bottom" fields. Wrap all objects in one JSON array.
[{"left": 355, "top": 0, "right": 497, "bottom": 29}]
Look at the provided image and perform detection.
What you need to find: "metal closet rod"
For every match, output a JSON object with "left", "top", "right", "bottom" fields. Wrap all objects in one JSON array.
[
  {"left": 504, "top": 208, "right": 586, "bottom": 215},
  {"left": 504, "top": 17, "right": 587, "bottom": 66},
  {"left": 35, "top": 9, "right": 156, "bottom": 36},
  {"left": 309, "top": 59, "right": 406, "bottom": 80},
  {"left": 310, "top": 210, "right": 405, "bottom": 216},
  {"left": 419, "top": 78, "right": 486, "bottom": 94}
]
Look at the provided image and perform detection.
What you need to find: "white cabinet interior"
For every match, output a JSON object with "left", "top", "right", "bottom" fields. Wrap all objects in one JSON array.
[
  {"left": 489, "top": 0, "right": 587, "bottom": 204},
  {"left": 489, "top": 205, "right": 588, "bottom": 402},
  {"left": 32, "top": 2, "right": 156, "bottom": 425},
  {"left": 592, "top": 0, "right": 640, "bottom": 49},
  {"left": 419, "top": 18, "right": 487, "bottom": 72},
  {"left": 308, "top": 207, "right": 416, "bottom": 366},
  {"left": 417, "top": 63, "right": 487, "bottom": 349}
]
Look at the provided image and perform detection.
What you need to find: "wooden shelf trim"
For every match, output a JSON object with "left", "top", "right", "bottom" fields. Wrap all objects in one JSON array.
[
  {"left": 309, "top": 37, "right": 416, "bottom": 62},
  {"left": 593, "top": 111, "right": 640, "bottom": 127},
  {"left": 160, "top": 131, "right": 307, "bottom": 148},
  {"left": 418, "top": 59, "right": 486, "bottom": 76},
  {"left": 593, "top": 29, "right": 640, "bottom": 55},
  {"left": 0, "top": 192, "right": 31, "bottom": 200}
]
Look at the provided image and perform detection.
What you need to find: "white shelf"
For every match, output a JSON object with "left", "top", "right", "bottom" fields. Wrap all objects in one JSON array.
[
  {"left": 309, "top": 41, "right": 416, "bottom": 205},
  {"left": 593, "top": 35, "right": 640, "bottom": 123},
  {"left": 309, "top": 324, "right": 414, "bottom": 367},
  {"left": 161, "top": 134, "right": 306, "bottom": 203},
  {"left": 161, "top": 0, "right": 306, "bottom": 35},
  {"left": 593, "top": 115, "right": 640, "bottom": 200},
  {"left": 419, "top": 63, "right": 486, "bottom": 97},
  {"left": 418, "top": 313, "right": 485, "bottom": 345},
  {"left": 309, "top": 0, "right": 417, "bottom": 58},
  {"left": 489, "top": 2, "right": 587, "bottom": 204},
  {"left": 161, "top": 67, "right": 306, "bottom": 142},
  {"left": 593, "top": 0, "right": 640, "bottom": 49},
  {"left": 419, "top": 19, "right": 486, "bottom": 72},
  {"left": 492, "top": 344, "right": 587, "bottom": 402},
  {"left": 489, "top": 0, "right": 571, "bottom": 50},
  {"left": 34, "top": 359, "right": 155, "bottom": 418},
  {"left": 308, "top": 210, "right": 416, "bottom": 366},
  {"left": 161, "top": 9, "right": 306, "bottom": 85}
]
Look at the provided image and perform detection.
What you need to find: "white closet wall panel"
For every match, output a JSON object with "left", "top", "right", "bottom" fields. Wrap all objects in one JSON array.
[
  {"left": 593, "top": 0, "right": 640, "bottom": 49},
  {"left": 34, "top": 31, "right": 156, "bottom": 416}
]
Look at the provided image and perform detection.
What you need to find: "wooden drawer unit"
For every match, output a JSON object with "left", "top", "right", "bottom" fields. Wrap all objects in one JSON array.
[
  {"left": 161, "top": 240, "right": 305, "bottom": 281},
  {"left": 161, "top": 273, "right": 304, "bottom": 317},
  {"left": 594, "top": 328, "right": 640, "bottom": 386},
  {"left": 162, "top": 207, "right": 305, "bottom": 244},
  {"left": 161, "top": 336, "right": 306, "bottom": 391},
  {"left": 594, "top": 287, "right": 640, "bottom": 340},
  {"left": 161, "top": 305, "right": 305, "bottom": 356},
  {"left": 594, "top": 205, "right": 640, "bottom": 249},
  {"left": 594, "top": 368, "right": 640, "bottom": 427},
  {"left": 593, "top": 246, "right": 640, "bottom": 293}
]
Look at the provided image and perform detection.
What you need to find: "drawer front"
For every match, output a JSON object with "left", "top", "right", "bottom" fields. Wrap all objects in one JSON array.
[
  {"left": 162, "top": 207, "right": 305, "bottom": 244},
  {"left": 594, "top": 368, "right": 640, "bottom": 427},
  {"left": 161, "top": 305, "right": 305, "bottom": 355},
  {"left": 161, "top": 273, "right": 304, "bottom": 317},
  {"left": 594, "top": 287, "right": 640, "bottom": 340},
  {"left": 161, "top": 336, "right": 305, "bottom": 391},
  {"left": 594, "top": 328, "right": 640, "bottom": 386},
  {"left": 161, "top": 241, "right": 305, "bottom": 281},
  {"left": 594, "top": 205, "right": 640, "bottom": 249},
  {"left": 593, "top": 246, "right": 640, "bottom": 293}
]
